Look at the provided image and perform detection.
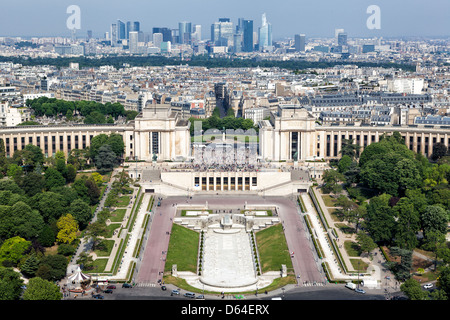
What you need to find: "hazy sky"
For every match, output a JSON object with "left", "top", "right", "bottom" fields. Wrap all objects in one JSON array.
[{"left": 1, "top": 0, "right": 449, "bottom": 39}]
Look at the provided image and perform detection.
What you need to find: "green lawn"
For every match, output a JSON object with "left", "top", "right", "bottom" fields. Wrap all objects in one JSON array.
[
  {"left": 116, "top": 196, "right": 130, "bottom": 207},
  {"left": 94, "top": 239, "right": 115, "bottom": 257},
  {"left": 110, "top": 209, "right": 127, "bottom": 222},
  {"left": 344, "top": 240, "right": 362, "bottom": 257},
  {"left": 322, "top": 194, "right": 337, "bottom": 207},
  {"left": 88, "top": 258, "right": 108, "bottom": 273},
  {"left": 255, "top": 224, "right": 292, "bottom": 273},
  {"left": 165, "top": 224, "right": 199, "bottom": 273},
  {"left": 106, "top": 223, "right": 121, "bottom": 237},
  {"left": 350, "top": 259, "right": 368, "bottom": 272}
]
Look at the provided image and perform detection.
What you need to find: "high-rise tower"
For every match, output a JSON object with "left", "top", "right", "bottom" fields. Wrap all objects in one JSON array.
[{"left": 258, "top": 13, "right": 272, "bottom": 51}]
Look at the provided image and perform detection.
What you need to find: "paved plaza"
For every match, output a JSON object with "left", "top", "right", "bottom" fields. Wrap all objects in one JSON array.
[
  {"left": 200, "top": 228, "right": 258, "bottom": 290},
  {"left": 135, "top": 195, "right": 325, "bottom": 292}
]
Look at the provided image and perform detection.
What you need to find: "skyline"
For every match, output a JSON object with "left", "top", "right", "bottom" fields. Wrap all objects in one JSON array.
[{"left": 0, "top": 0, "right": 449, "bottom": 40}]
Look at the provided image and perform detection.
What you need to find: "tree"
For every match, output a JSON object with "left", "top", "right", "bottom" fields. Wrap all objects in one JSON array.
[
  {"left": 31, "top": 192, "right": 66, "bottom": 224},
  {"left": 85, "top": 177, "right": 101, "bottom": 206},
  {"left": 66, "top": 163, "right": 77, "bottom": 183},
  {"left": 17, "top": 171, "right": 45, "bottom": 197},
  {"left": 387, "top": 247, "right": 413, "bottom": 281},
  {"left": 89, "top": 134, "right": 109, "bottom": 160},
  {"left": 400, "top": 278, "right": 429, "bottom": 300},
  {"left": 95, "top": 144, "right": 118, "bottom": 172},
  {"left": 0, "top": 236, "right": 31, "bottom": 266},
  {"left": 56, "top": 214, "right": 79, "bottom": 244},
  {"left": 337, "top": 155, "right": 352, "bottom": 174},
  {"left": 37, "top": 254, "right": 68, "bottom": 281},
  {"left": 356, "top": 231, "right": 377, "bottom": 256},
  {"left": 6, "top": 163, "right": 23, "bottom": 180},
  {"left": 431, "top": 142, "right": 448, "bottom": 161},
  {"left": 365, "top": 194, "right": 396, "bottom": 245},
  {"left": 7, "top": 201, "right": 45, "bottom": 240},
  {"left": 106, "top": 133, "right": 125, "bottom": 158},
  {"left": 394, "top": 197, "right": 420, "bottom": 250},
  {"left": 22, "top": 277, "right": 62, "bottom": 300},
  {"left": 421, "top": 205, "right": 448, "bottom": 238},
  {"left": 20, "top": 254, "right": 40, "bottom": 278},
  {"left": 72, "top": 177, "right": 89, "bottom": 204},
  {"left": 437, "top": 266, "right": 450, "bottom": 297},
  {"left": 422, "top": 230, "right": 446, "bottom": 271},
  {"left": 44, "top": 167, "right": 66, "bottom": 190},
  {"left": 37, "top": 224, "right": 56, "bottom": 247},
  {"left": 91, "top": 172, "right": 103, "bottom": 186},
  {"left": 359, "top": 132, "right": 422, "bottom": 196},
  {"left": 322, "top": 169, "right": 345, "bottom": 196},
  {"left": 0, "top": 267, "right": 24, "bottom": 300},
  {"left": 69, "top": 199, "right": 92, "bottom": 229},
  {"left": 340, "top": 138, "right": 361, "bottom": 160}
]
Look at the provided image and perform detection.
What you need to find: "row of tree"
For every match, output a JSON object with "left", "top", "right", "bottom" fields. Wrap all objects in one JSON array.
[
  {"left": 25, "top": 97, "right": 138, "bottom": 124},
  {"left": 189, "top": 107, "right": 258, "bottom": 136},
  {"left": 0, "top": 54, "right": 417, "bottom": 72}
]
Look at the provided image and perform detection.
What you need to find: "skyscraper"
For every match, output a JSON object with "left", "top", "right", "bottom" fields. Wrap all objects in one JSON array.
[
  {"left": 178, "top": 21, "right": 192, "bottom": 44},
  {"left": 127, "top": 21, "right": 140, "bottom": 39},
  {"left": 129, "top": 31, "right": 139, "bottom": 54},
  {"left": 242, "top": 19, "right": 253, "bottom": 52},
  {"left": 295, "top": 34, "right": 306, "bottom": 52},
  {"left": 110, "top": 23, "right": 118, "bottom": 46},
  {"left": 117, "top": 20, "right": 126, "bottom": 40},
  {"left": 192, "top": 25, "right": 202, "bottom": 43},
  {"left": 153, "top": 33, "right": 163, "bottom": 48},
  {"left": 258, "top": 13, "right": 272, "bottom": 51},
  {"left": 153, "top": 27, "right": 172, "bottom": 42},
  {"left": 211, "top": 18, "right": 233, "bottom": 47},
  {"left": 337, "top": 32, "right": 348, "bottom": 46}
]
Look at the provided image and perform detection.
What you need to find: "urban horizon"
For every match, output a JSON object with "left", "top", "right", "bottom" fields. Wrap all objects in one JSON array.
[{"left": 1, "top": 0, "right": 449, "bottom": 39}]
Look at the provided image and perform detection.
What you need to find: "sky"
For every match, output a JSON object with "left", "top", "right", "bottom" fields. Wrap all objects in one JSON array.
[{"left": 0, "top": 0, "right": 449, "bottom": 39}]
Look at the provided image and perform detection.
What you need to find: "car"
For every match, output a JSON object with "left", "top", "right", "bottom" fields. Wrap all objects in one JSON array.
[
  {"left": 92, "top": 294, "right": 104, "bottom": 299},
  {"left": 157, "top": 201, "right": 161, "bottom": 206},
  {"left": 161, "top": 286, "right": 167, "bottom": 291},
  {"left": 106, "top": 285, "right": 116, "bottom": 289},
  {"left": 423, "top": 283, "right": 433, "bottom": 289},
  {"left": 196, "top": 294, "right": 205, "bottom": 300},
  {"left": 355, "top": 288, "right": 366, "bottom": 294},
  {"left": 171, "top": 289, "right": 180, "bottom": 296},
  {"left": 122, "top": 283, "right": 133, "bottom": 288},
  {"left": 184, "top": 292, "right": 195, "bottom": 298},
  {"left": 103, "top": 289, "right": 113, "bottom": 294}
]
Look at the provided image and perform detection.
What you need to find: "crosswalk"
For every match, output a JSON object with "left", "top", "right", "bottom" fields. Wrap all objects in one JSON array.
[
  {"left": 301, "top": 281, "right": 325, "bottom": 287},
  {"left": 136, "top": 282, "right": 157, "bottom": 287}
]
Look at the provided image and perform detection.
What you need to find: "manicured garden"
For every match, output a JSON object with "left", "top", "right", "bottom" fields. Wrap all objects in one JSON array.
[{"left": 255, "top": 224, "right": 293, "bottom": 273}]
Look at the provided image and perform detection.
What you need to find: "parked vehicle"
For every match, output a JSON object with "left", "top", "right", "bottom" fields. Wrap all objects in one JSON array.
[
  {"left": 184, "top": 292, "right": 196, "bottom": 298},
  {"left": 171, "top": 289, "right": 180, "bottom": 296},
  {"left": 92, "top": 294, "right": 104, "bottom": 299},
  {"left": 345, "top": 282, "right": 357, "bottom": 290},
  {"left": 423, "top": 283, "right": 433, "bottom": 289},
  {"left": 355, "top": 288, "right": 366, "bottom": 294},
  {"left": 103, "top": 289, "right": 113, "bottom": 294},
  {"left": 196, "top": 294, "right": 205, "bottom": 300},
  {"left": 106, "top": 285, "right": 116, "bottom": 289},
  {"left": 122, "top": 283, "right": 133, "bottom": 288}
]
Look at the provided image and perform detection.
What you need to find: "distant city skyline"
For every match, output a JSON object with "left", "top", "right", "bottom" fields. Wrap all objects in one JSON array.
[{"left": 1, "top": 0, "right": 449, "bottom": 39}]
